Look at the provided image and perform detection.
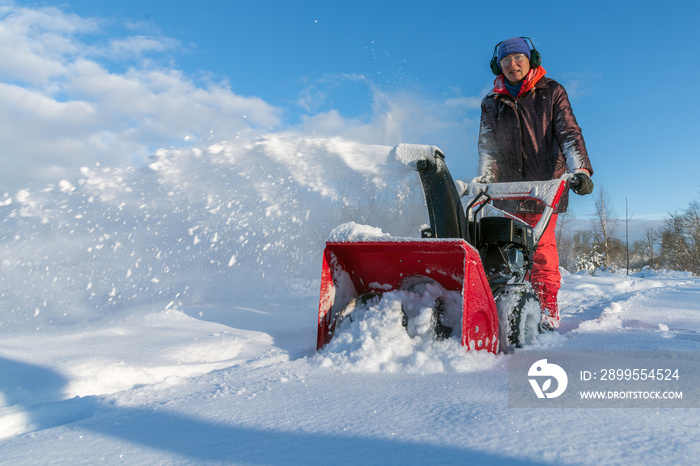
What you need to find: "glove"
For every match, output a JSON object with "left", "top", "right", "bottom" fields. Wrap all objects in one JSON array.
[
  {"left": 571, "top": 170, "right": 594, "bottom": 195},
  {"left": 472, "top": 174, "right": 495, "bottom": 184}
]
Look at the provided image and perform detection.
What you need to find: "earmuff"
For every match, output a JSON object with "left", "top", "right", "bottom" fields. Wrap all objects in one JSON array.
[{"left": 489, "top": 37, "right": 541, "bottom": 76}]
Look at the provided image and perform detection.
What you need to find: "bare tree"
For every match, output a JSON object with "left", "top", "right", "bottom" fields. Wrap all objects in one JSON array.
[
  {"left": 591, "top": 186, "right": 619, "bottom": 268},
  {"left": 641, "top": 226, "right": 658, "bottom": 268},
  {"left": 624, "top": 198, "right": 634, "bottom": 274},
  {"left": 659, "top": 201, "right": 700, "bottom": 274},
  {"left": 555, "top": 210, "right": 575, "bottom": 270}
]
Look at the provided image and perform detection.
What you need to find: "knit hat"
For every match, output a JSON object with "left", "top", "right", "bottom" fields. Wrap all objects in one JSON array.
[{"left": 497, "top": 37, "right": 531, "bottom": 69}]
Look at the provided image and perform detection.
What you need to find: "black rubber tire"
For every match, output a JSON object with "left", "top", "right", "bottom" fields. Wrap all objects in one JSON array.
[{"left": 496, "top": 286, "right": 540, "bottom": 351}]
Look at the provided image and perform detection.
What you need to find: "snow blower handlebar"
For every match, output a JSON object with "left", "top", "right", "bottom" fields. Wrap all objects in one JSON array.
[{"left": 458, "top": 173, "right": 572, "bottom": 245}]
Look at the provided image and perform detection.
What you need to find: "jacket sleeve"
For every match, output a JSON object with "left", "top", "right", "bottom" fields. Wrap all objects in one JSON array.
[
  {"left": 477, "top": 97, "right": 501, "bottom": 181},
  {"left": 551, "top": 85, "right": 593, "bottom": 176}
]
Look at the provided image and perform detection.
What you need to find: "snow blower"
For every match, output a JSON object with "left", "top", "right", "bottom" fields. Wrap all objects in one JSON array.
[{"left": 316, "top": 144, "right": 572, "bottom": 353}]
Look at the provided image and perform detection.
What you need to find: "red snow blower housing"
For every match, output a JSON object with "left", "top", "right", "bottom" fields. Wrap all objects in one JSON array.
[{"left": 316, "top": 144, "right": 572, "bottom": 353}]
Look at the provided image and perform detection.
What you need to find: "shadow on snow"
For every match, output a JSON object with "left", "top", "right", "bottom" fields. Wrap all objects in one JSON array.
[{"left": 0, "top": 356, "right": 541, "bottom": 465}]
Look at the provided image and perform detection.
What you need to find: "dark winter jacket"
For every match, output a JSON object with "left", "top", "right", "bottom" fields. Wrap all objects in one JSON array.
[{"left": 478, "top": 69, "right": 593, "bottom": 213}]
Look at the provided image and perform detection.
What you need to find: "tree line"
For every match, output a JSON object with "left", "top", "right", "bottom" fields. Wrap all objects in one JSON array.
[{"left": 556, "top": 188, "right": 700, "bottom": 275}]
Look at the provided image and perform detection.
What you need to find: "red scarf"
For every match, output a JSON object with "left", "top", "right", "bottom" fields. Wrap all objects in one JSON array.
[{"left": 493, "top": 66, "right": 547, "bottom": 99}]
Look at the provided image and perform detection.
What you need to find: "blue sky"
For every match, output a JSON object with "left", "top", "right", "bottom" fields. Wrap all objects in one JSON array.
[{"left": 2, "top": 0, "right": 699, "bottom": 221}]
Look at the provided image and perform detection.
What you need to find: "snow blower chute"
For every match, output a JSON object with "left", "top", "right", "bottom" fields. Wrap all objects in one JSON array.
[{"left": 316, "top": 144, "right": 571, "bottom": 353}]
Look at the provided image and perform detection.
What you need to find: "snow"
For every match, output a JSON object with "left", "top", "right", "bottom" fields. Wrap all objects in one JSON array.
[
  {"left": 2, "top": 134, "right": 700, "bottom": 464},
  {"left": 460, "top": 175, "right": 569, "bottom": 204},
  {"left": 316, "top": 282, "right": 474, "bottom": 374},
  {"left": 394, "top": 143, "right": 443, "bottom": 167},
  {"left": 327, "top": 221, "right": 389, "bottom": 242}
]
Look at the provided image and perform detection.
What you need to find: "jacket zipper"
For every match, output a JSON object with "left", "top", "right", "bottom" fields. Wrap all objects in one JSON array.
[
  {"left": 499, "top": 95, "right": 525, "bottom": 176},
  {"left": 511, "top": 98, "right": 525, "bottom": 176}
]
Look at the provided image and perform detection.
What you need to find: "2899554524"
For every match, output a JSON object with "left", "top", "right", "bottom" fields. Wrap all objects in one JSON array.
[{"left": 579, "top": 368, "right": 680, "bottom": 381}]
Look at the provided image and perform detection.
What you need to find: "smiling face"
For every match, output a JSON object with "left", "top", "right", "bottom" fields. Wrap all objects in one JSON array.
[{"left": 500, "top": 53, "right": 531, "bottom": 85}]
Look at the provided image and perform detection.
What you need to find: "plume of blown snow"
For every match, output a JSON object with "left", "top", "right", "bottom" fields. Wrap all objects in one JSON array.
[{"left": 0, "top": 133, "right": 428, "bottom": 332}]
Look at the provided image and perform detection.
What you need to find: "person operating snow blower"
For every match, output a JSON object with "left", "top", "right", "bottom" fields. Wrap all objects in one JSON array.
[{"left": 475, "top": 36, "right": 594, "bottom": 332}]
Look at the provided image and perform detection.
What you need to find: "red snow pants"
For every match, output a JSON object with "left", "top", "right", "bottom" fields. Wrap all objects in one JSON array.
[{"left": 515, "top": 213, "right": 561, "bottom": 328}]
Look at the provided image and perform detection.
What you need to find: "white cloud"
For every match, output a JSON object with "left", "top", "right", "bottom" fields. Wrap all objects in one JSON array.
[
  {"left": 0, "top": 5, "right": 95, "bottom": 84},
  {"left": 106, "top": 35, "right": 180, "bottom": 60},
  {"left": 295, "top": 82, "right": 482, "bottom": 161},
  {"left": 557, "top": 72, "right": 602, "bottom": 100},
  {"left": 0, "top": 5, "right": 484, "bottom": 194},
  {"left": 0, "top": 5, "right": 281, "bottom": 193},
  {"left": 295, "top": 73, "right": 368, "bottom": 113}
]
